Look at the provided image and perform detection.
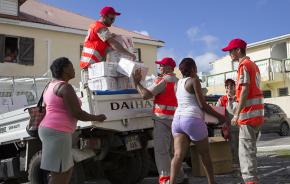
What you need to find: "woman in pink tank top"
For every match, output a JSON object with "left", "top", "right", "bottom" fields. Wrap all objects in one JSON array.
[{"left": 38, "top": 57, "right": 106, "bottom": 184}]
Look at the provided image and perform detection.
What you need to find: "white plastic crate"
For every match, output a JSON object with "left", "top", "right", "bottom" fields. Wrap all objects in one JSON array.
[
  {"left": 117, "top": 77, "right": 135, "bottom": 90},
  {"left": 88, "top": 62, "right": 119, "bottom": 79},
  {"left": 117, "top": 58, "right": 148, "bottom": 80},
  {"left": 88, "top": 77, "right": 117, "bottom": 91}
]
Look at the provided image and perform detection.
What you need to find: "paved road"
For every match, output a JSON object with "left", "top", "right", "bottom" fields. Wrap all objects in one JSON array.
[
  {"left": 85, "top": 133, "right": 290, "bottom": 184},
  {"left": 15, "top": 133, "right": 290, "bottom": 184}
]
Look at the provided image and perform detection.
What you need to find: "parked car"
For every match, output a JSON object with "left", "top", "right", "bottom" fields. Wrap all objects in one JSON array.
[{"left": 261, "top": 103, "right": 290, "bottom": 136}]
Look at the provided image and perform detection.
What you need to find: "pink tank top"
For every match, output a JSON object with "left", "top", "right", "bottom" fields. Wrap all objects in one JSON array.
[{"left": 40, "top": 81, "right": 79, "bottom": 133}]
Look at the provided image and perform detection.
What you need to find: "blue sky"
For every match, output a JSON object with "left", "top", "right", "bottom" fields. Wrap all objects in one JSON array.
[{"left": 40, "top": 0, "right": 290, "bottom": 72}]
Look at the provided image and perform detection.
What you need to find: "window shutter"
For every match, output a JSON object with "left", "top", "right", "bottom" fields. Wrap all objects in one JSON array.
[
  {"left": 0, "top": 35, "right": 5, "bottom": 63},
  {"left": 137, "top": 48, "right": 141, "bottom": 61},
  {"left": 18, "top": 37, "right": 34, "bottom": 65},
  {"left": 278, "top": 87, "right": 288, "bottom": 96}
]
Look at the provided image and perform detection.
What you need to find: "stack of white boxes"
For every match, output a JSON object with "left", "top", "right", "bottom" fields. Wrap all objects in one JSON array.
[
  {"left": 87, "top": 62, "right": 118, "bottom": 91},
  {"left": 87, "top": 59, "right": 149, "bottom": 91},
  {"left": 87, "top": 35, "right": 149, "bottom": 91}
]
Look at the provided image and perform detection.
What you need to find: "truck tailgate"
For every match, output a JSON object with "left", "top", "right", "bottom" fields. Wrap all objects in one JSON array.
[{"left": 78, "top": 92, "right": 154, "bottom": 132}]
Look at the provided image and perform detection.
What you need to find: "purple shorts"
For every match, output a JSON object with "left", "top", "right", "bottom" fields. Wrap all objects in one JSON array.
[{"left": 172, "top": 115, "right": 208, "bottom": 141}]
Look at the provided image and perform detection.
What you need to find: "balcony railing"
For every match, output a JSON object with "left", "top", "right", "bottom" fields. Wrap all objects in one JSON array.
[{"left": 204, "top": 58, "right": 290, "bottom": 87}]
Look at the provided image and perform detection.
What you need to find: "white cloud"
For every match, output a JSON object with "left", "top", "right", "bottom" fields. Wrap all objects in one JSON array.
[
  {"left": 157, "top": 48, "right": 179, "bottom": 61},
  {"left": 133, "top": 30, "right": 150, "bottom": 36},
  {"left": 186, "top": 26, "right": 218, "bottom": 49},
  {"left": 157, "top": 49, "right": 219, "bottom": 72},
  {"left": 194, "top": 52, "right": 219, "bottom": 72},
  {"left": 201, "top": 35, "right": 218, "bottom": 48},
  {"left": 186, "top": 26, "right": 200, "bottom": 42}
]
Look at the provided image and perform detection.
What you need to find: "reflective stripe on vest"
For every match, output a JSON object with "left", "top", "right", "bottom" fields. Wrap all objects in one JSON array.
[
  {"left": 239, "top": 109, "right": 264, "bottom": 121},
  {"left": 154, "top": 113, "right": 174, "bottom": 119},
  {"left": 154, "top": 104, "right": 177, "bottom": 111},
  {"left": 244, "top": 98, "right": 263, "bottom": 107},
  {"left": 80, "top": 47, "right": 103, "bottom": 64}
]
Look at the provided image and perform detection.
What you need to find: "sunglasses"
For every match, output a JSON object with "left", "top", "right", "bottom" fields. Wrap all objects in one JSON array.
[
  {"left": 106, "top": 16, "right": 115, "bottom": 21},
  {"left": 229, "top": 48, "right": 239, "bottom": 54}
]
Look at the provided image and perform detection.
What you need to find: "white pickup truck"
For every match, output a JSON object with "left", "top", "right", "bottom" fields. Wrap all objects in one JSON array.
[{"left": 0, "top": 76, "right": 155, "bottom": 184}]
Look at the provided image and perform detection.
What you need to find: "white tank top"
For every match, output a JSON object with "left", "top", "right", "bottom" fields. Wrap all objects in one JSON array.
[{"left": 175, "top": 77, "right": 203, "bottom": 118}]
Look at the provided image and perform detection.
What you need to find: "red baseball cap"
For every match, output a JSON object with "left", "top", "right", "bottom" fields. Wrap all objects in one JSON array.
[
  {"left": 155, "top": 57, "right": 176, "bottom": 68},
  {"left": 222, "top": 38, "right": 247, "bottom": 52},
  {"left": 100, "top": 6, "right": 121, "bottom": 16}
]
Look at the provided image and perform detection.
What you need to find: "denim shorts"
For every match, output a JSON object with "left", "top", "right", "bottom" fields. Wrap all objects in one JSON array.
[{"left": 172, "top": 115, "right": 208, "bottom": 141}]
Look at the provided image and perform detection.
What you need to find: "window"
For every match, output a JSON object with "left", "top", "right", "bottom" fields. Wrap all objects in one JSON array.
[
  {"left": 80, "top": 45, "right": 83, "bottom": 59},
  {"left": 0, "top": 34, "right": 34, "bottom": 65},
  {"left": 263, "top": 90, "right": 272, "bottom": 98},
  {"left": 4, "top": 36, "right": 18, "bottom": 63},
  {"left": 278, "top": 87, "right": 288, "bottom": 96},
  {"left": 135, "top": 48, "right": 141, "bottom": 61}
]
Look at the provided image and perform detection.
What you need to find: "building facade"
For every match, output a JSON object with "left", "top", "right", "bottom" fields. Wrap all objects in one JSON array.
[{"left": 0, "top": 0, "right": 164, "bottom": 86}]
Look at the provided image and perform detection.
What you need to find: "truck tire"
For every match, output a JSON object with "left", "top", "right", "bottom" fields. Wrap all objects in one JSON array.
[
  {"left": 28, "top": 151, "right": 49, "bottom": 184},
  {"left": 104, "top": 151, "right": 142, "bottom": 184},
  {"left": 69, "top": 162, "right": 85, "bottom": 184},
  {"left": 138, "top": 149, "right": 150, "bottom": 181}
]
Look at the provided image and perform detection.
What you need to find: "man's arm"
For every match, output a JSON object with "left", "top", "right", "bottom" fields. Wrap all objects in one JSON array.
[
  {"left": 98, "top": 28, "right": 136, "bottom": 60},
  {"left": 235, "top": 84, "right": 249, "bottom": 116},
  {"left": 107, "top": 38, "right": 135, "bottom": 58},
  {"left": 135, "top": 82, "right": 154, "bottom": 100}
]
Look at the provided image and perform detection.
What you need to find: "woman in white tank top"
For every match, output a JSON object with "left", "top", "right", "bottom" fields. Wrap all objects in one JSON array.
[{"left": 170, "top": 58, "right": 228, "bottom": 184}]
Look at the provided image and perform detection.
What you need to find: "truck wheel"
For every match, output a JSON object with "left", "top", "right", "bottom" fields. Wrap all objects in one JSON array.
[
  {"left": 69, "top": 162, "right": 85, "bottom": 184},
  {"left": 104, "top": 151, "right": 142, "bottom": 184},
  {"left": 28, "top": 151, "right": 49, "bottom": 184},
  {"left": 138, "top": 149, "right": 150, "bottom": 181}
]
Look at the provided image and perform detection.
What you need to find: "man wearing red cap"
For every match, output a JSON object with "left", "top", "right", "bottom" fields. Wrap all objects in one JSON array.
[
  {"left": 133, "top": 57, "right": 187, "bottom": 184},
  {"left": 80, "top": 6, "right": 136, "bottom": 69},
  {"left": 222, "top": 39, "right": 264, "bottom": 184}
]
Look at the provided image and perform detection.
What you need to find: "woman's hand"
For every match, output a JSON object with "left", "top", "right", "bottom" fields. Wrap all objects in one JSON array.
[
  {"left": 96, "top": 114, "right": 107, "bottom": 122},
  {"left": 218, "top": 116, "right": 229, "bottom": 125}
]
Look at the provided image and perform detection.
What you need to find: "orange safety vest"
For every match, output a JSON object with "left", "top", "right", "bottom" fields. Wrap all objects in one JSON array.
[
  {"left": 218, "top": 95, "right": 230, "bottom": 107},
  {"left": 236, "top": 58, "right": 264, "bottom": 126},
  {"left": 153, "top": 74, "right": 178, "bottom": 120},
  {"left": 80, "top": 21, "right": 110, "bottom": 69}
]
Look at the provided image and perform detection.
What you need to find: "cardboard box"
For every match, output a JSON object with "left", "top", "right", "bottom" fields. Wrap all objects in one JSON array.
[
  {"left": 114, "top": 35, "right": 134, "bottom": 50},
  {"left": 204, "top": 106, "right": 225, "bottom": 124},
  {"left": 117, "top": 58, "right": 148, "bottom": 80},
  {"left": 88, "top": 62, "right": 119, "bottom": 79},
  {"left": 106, "top": 50, "right": 122, "bottom": 63},
  {"left": 117, "top": 77, "right": 135, "bottom": 90},
  {"left": 190, "top": 137, "right": 233, "bottom": 176},
  {"left": 88, "top": 77, "right": 117, "bottom": 91}
]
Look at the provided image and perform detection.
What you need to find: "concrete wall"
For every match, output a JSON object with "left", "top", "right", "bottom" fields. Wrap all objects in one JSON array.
[
  {"left": 211, "top": 56, "right": 232, "bottom": 74},
  {"left": 271, "top": 42, "right": 287, "bottom": 60},
  {"left": 265, "top": 96, "right": 290, "bottom": 117},
  {"left": 247, "top": 45, "right": 271, "bottom": 61},
  {"left": 0, "top": 23, "right": 159, "bottom": 86},
  {"left": 135, "top": 42, "right": 158, "bottom": 76},
  {"left": 287, "top": 40, "right": 290, "bottom": 58}
]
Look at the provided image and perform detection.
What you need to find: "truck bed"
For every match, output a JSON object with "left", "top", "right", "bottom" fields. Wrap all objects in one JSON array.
[{"left": 0, "top": 90, "right": 154, "bottom": 145}]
